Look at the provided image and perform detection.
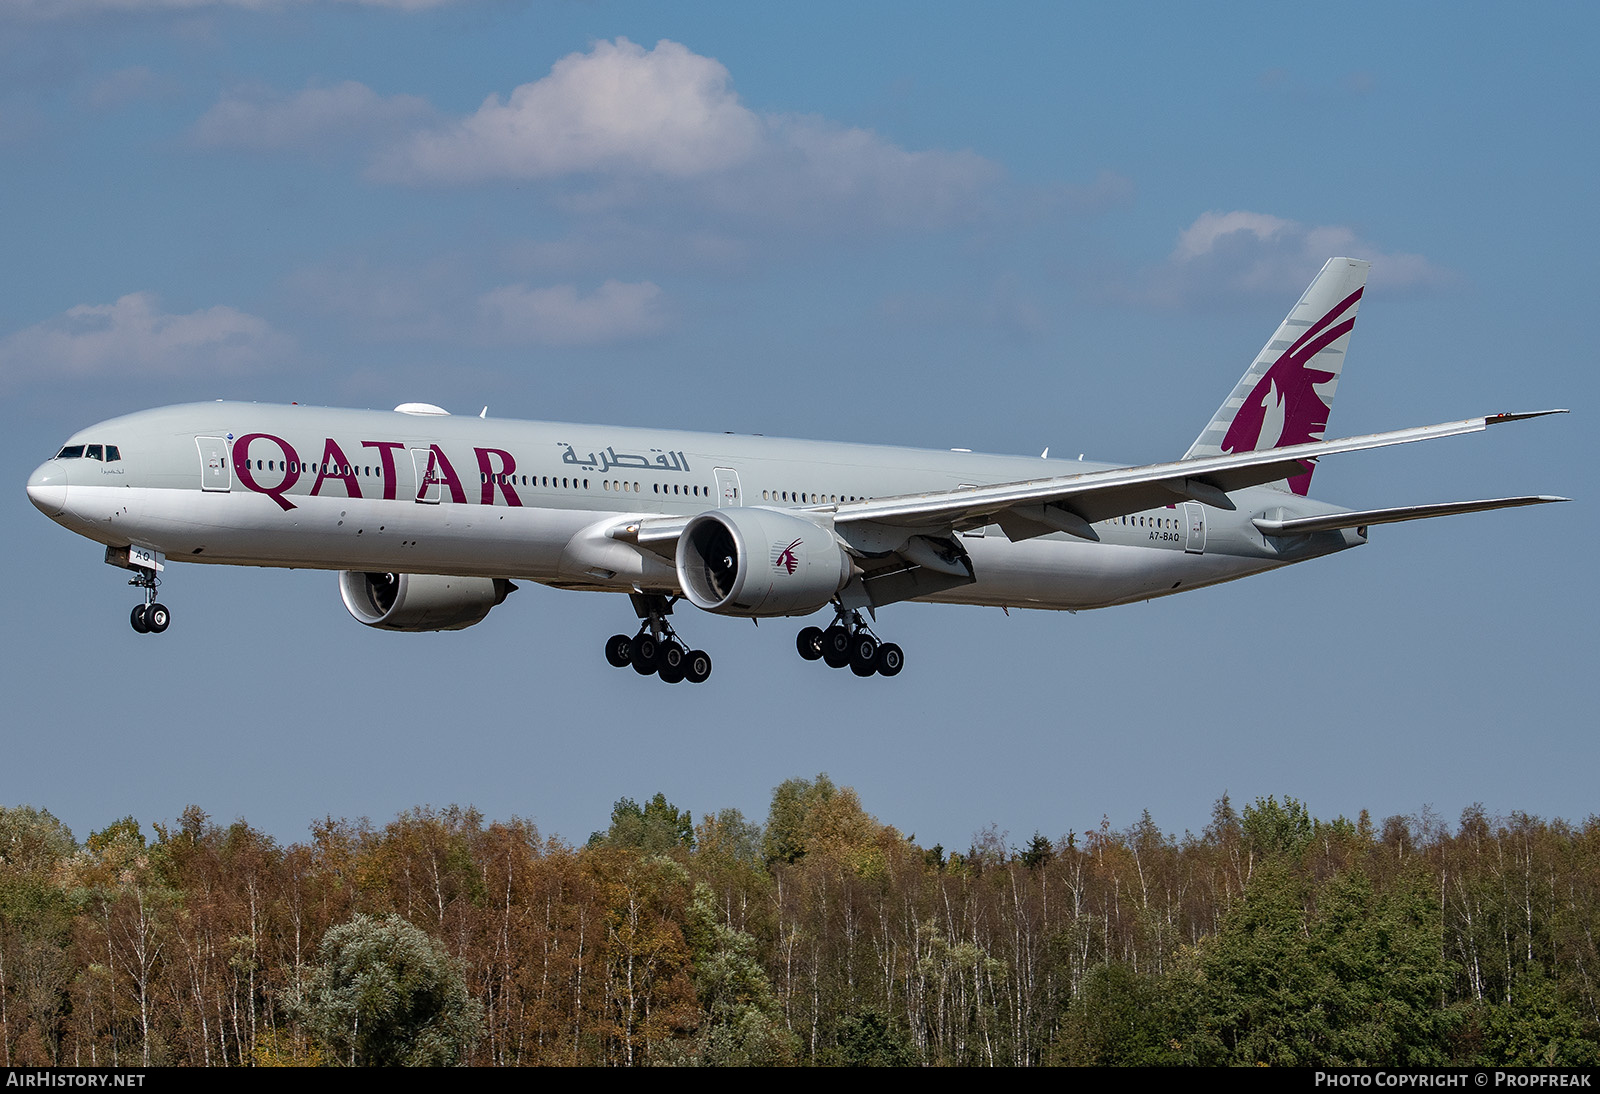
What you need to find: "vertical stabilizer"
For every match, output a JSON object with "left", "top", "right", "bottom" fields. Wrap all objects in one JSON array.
[{"left": 1183, "top": 257, "right": 1370, "bottom": 495}]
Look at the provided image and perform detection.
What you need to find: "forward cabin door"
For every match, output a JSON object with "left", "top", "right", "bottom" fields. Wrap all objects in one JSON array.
[
  {"left": 411, "top": 448, "right": 441, "bottom": 503},
  {"left": 1183, "top": 502, "right": 1207, "bottom": 554},
  {"left": 714, "top": 467, "right": 742, "bottom": 507},
  {"left": 197, "top": 436, "right": 231, "bottom": 492}
]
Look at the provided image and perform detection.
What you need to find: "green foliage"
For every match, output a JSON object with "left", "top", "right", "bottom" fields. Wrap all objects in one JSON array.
[
  {"left": 590, "top": 793, "right": 696, "bottom": 854},
  {"left": 763, "top": 773, "right": 838, "bottom": 865},
  {"left": 1461, "top": 969, "right": 1600, "bottom": 1066},
  {"left": 0, "top": 806, "right": 76, "bottom": 873},
  {"left": 1019, "top": 831, "right": 1053, "bottom": 871},
  {"left": 293, "top": 912, "right": 482, "bottom": 1066},
  {"left": 1183, "top": 865, "right": 1454, "bottom": 1065},
  {"left": 1056, "top": 963, "right": 1183, "bottom": 1065},
  {"left": 1241, "top": 794, "right": 1313, "bottom": 861},
  {"left": 693, "top": 808, "right": 763, "bottom": 867},
  {"left": 667, "top": 884, "right": 796, "bottom": 1066},
  {"left": 824, "top": 1008, "right": 915, "bottom": 1067},
  {"left": 762, "top": 773, "right": 883, "bottom": 869}
]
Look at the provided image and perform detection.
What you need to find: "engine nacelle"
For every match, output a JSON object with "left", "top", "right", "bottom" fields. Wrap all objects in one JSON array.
[
  {"left": 676, "top": 507, "right": 851, "bottom": 617},
  {"left": 338, "top": 571, "right": 515, "bottom": 631}
]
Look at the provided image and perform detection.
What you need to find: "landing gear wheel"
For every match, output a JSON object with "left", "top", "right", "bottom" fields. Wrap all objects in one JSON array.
[
  {"left": 604, "top": 634, "right": 634, "bottom": 668},
  {"left": 145, "top": 603, "right": 171, "bottom": 634},
  {"left": 797, "top": 626, "right": 824, "bottom": 661},
  {"left": 874, "top": 642, "right": 904, "bottom": 677},
  {"left": 822, "top": 625, "right": 852, "bottom": 668},
  {"left": 660, "top": 644, "right": 685, "bottom": 674},
  {"left": 130, "top": 604, "right": 150, "bottom": 634},
  {"left": 659, "top": 659, "right": 686, "bottom": 684},
  {"left": 632, "top": 633, "right": 660, "bottom": 675},
  {"left": 684, "top": 650, "right": 712, "bottom": 684},
  {"left": 849, "top": 633, "right": 879, "bottom": 676}
]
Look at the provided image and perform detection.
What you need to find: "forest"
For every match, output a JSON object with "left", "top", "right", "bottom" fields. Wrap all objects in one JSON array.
[{"left": 0, "top": 779, "right": 1596, "bottom": 1067}]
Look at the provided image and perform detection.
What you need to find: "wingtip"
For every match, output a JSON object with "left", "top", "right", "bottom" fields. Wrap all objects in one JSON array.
[{"left": 1486, "top": 409, "right": 1569, "bottom": 424}]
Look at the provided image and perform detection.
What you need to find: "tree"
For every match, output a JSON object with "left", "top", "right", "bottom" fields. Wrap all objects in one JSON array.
[
  {"left": 590, "top": 794, "right": 696, "bottom": 854},
  {"left": 1241, "top": 795, "right": 1313, "bottom": 862},
  {"left": 294, "top": 913, "right": 482, "bottom": 1066},
  {"left": 667, "top": 883, "right": 795, "bottom": 1066}
]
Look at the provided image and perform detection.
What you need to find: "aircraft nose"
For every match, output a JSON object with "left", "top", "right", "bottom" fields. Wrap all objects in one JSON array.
[{"left": 27, "top": 461, "right": 68, "bottom": 518}]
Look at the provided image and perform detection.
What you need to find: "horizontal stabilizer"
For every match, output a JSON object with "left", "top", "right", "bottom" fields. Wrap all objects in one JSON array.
[{"left": 1253, "top": 495, "right": 1569, "bottom": 537}]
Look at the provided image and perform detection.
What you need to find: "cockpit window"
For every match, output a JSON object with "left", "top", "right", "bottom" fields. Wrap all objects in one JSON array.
[
  {"left": 86, "top": 445, "right": 103, "bottom": 461},
  {"left": 105, "top": 445, "right": 121, "bottom": 462},
  {"left": 56, "top": 445, "right": 84, "bottom": 460}
]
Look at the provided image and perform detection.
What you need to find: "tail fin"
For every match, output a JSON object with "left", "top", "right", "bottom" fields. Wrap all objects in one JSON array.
[{"left": 1183, "top": 257, "right": 1370, "bottom": 495}]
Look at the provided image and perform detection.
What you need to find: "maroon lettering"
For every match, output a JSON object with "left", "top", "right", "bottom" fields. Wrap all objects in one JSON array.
[
  {"left": 232, "top": 433, "right": 302, "bottom": 511},
  {"left": 309, "top": 438, "right": 363, "bottom": 499},
  {"left": 475, "top": 447, "right": 523, "bottom": 507},
  {"left": 419, "top": 445, "right": 467, "bottom": 504},
  {"left": 362, "top": 440, "right": 405, "bottom": 501}
]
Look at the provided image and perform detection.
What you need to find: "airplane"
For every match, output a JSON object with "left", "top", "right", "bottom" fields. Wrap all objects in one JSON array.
[{"left": 26, "top": 257, "right": 1566, "bottom": 683}]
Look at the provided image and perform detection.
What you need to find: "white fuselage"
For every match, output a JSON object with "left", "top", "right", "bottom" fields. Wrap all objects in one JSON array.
[{"left": 28, "top": 401, "right": 1356, "bottom": 616}]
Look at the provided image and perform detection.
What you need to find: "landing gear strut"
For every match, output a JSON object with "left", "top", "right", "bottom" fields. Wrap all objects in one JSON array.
[
  {"left": 127, "top": 570, "right": 170, "bottom": 635},
  {"left": 797, "top": 606, "right": 903, "bottom": 677},
  {"left": 603, "top": 593, "right": 712, "bottom": 684}
]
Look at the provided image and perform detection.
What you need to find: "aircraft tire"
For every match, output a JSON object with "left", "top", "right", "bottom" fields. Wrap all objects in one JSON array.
[
  {"left": 130, "top": 604, "right": 150, "bottom": 634},
  {"left": 605, "top": 634, "right": 633, "bottom": 668},
  {"left": 685, "top": 650, "right": 712, "bottom": 683},
  {"left": 632, "top": 634, "right": 660, "bottom": 675},
  {"left": 822, "top": 626, "right": 852, "bottom": 668},
  {"left": 849, "top": 634, "right": 878, "bottom": 676},
  {"left": 661, "top": 644, "right": 685, "bottom": 673},
  {"left": 796, "top": 626, "right": 824, "bottom": 661},
  {"left": 146, "top": 603, "right": 171, "bottom": 633},
  {"left": 875, "top": 643, "right": 904, "bottom": 677},
  {"left": 659, "top": 659, "right": 686, "bottom": 684}
]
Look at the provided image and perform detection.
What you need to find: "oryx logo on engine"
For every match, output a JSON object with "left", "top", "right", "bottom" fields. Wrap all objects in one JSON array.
[{"left": 771, "top": 538, "right": 803, "bottom": 575}]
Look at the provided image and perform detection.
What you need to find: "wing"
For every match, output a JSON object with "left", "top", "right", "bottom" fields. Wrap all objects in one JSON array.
[
  {"left": 610, "top": 409, "right": 1566, "bottom": 560},
  {"left": 823, "top": 411, "right": 1565, "bottom": 542}
]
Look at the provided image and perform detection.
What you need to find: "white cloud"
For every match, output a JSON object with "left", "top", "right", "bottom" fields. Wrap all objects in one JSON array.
[
  {"left": 385, "top": 39, "right": 762, "bottom": 182},
  {"left": 1145, "top": 209, "right": 1447, "bottom": 305},
  {"left": 476, "top": 280, "right": 667, "bottom": 346},
  {"left": 193, "top": 81, "right": 433, "bottom": 150},
  {"left": 0, "top": 292, "right": 287, "bottom": 383},
  {"left": 378, "top": 38, "right": 999, "bottom": 230}
]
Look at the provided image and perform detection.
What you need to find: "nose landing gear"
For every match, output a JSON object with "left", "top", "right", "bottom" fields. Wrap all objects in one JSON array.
[
  {"left": 603, "top": 593, "right": 712, "bottom": 684},
  {"left": 797, "top": 608, "right": 903, "bottom": 677},
  {"left": 127, "top": 570, "right": 170, "bottom": 635}
]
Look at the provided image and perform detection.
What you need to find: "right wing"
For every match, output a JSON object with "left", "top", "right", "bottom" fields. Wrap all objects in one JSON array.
[{"left": 828, "top": 410, "right": 1567, "bottom": 542}]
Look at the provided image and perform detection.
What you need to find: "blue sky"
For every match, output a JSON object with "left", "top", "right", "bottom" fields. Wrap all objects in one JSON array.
[{"left": 2, "top": 0, "right": 1592, "bottom": 851}]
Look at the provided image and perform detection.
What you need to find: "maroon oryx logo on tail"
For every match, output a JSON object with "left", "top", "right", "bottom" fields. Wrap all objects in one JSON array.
[
  {"left": 1221, "top": 285, "right": 1363, "bottom": 495},
  {"left": 772, "top": 538, "right": 803, "bottom": 575}
]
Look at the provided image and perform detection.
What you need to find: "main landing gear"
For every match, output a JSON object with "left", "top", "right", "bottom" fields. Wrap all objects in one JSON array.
[
  {"left": 127, "top": 570, "right": 170, "bottom": 635},
  {"left": 796, "top": 608, "right": 903, "bottom": 678},
  {"left": 604, "top": 593, "right": 712, "bottom": 684}
]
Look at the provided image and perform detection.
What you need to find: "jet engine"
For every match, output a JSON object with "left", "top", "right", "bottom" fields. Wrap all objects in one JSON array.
[
  {"left": 676, "top": 507, "right": 851, "bottom": 617},
  {"left": 338, "top": 571, "right": 515, "bottom": 631}
]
